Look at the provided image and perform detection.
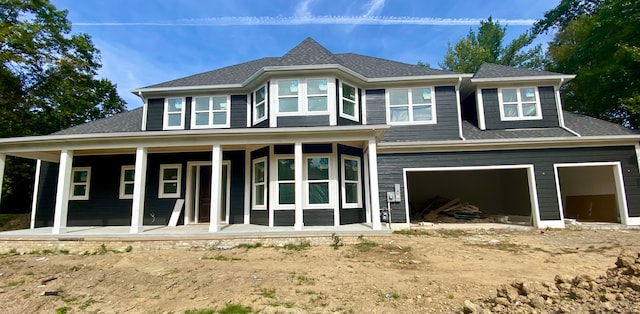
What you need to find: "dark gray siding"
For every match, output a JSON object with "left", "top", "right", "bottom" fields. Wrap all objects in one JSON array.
[
  {"left": 250, "top": 146, "right": 270, "bottom": 226},
  {"left": 274, "top": 210, "right": 294, "bottom": 226},
  {"left": 277, "top": 115, "right": 330, "bottom": 127},
  {"left": 462, "top": 92, "right": 479, "bottom": 127},
  {"left": 184, "top": 97, "right": 192, "bottom": 130},
  {"left": 365, "top": 89, "right": 386, "bottom": 125},
  {"left": 377, "top": 146, "right": 640, "bottom": 223},
  {"left": 340, "top": 209, "right": 362, "bottom": 224},
  {"left": 146, "top": 98, "right": 164, "bottom": 131},
  {"left": 380, "top": 86, "right": 460, "bottom": 142},
  {"left": 337, "top": 144, "right": 365, "bottom": 224},
  {"left": 34, "top": 162, "right": 58, "bottom": 227},
  {"left": 304, "top": 209, "right": 334, "bottom": 226},
  {"left": 225, "top": 150, "right": 246, "bottom": 224},
  {"left": 251, "top": 211, "right": 268, "bottom": 225},
  {"left": 483, "top": 86, "right": 560, "bottom": 130},
  {"left": 231, "top": 95, "right": 248, "bottom": 128}
]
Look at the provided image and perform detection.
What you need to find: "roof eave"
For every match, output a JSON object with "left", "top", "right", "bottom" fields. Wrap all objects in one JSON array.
[{"left": 470, "top": 74, "right": 576, "bottom": 84}]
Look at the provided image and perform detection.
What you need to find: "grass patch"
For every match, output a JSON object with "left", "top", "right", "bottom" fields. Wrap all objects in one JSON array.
[
  {"left": 7, "top": 280, "right": 24, "bottom": 287},
  {"left": 354, "top": 236, "right": 379, "bottom": 252},
  {"left": 184, "top": 309, "right": 215, "bottom": 314},
  {"left": 217, "top": 304, "right": 253, "bottom": 314},
  {"left": 86, "top": 244, "right": 133, "bottom": 255},
  {"left": 393, "top": 229, "right": 433, "bottom": 236},
  {"left": 237, "top": 242, "right": 262, "bottom": 250},
  {"left": 290, "top": 271, "right": 316, "bottom": 285},
  {"left": 0, "top": 248, "right": 19, "bottom": 258},
  {"left": 201, "top": 254, "right": 241, "bottom": 261},
  {"left": 25, "top": 271, "right": 34, "bottom": 276},
  {"left": 260, "top": 287, "right": 277, "bottom": 299},
  {"left": 79, "top": 298, "right": 97, "bottom": 310},
  {"left": 283, "top": 240, "right": 311, "bottom": 251},
  {"left": 330, "top": 233, "right": 343, "bottom": 250},
  {"left": 0, "top": 213, "right": 29, "bottom": 232},
  {"left": 56, "top": 307, "right": 71, "bottom": 314}
]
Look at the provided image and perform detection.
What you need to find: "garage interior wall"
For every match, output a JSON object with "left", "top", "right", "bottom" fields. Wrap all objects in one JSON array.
[
  {"left": 557, "top": 165, "right": 619, "bottom": 222},
  {"left": 406, "top": 168, "right": 531, "bottom": 217}
]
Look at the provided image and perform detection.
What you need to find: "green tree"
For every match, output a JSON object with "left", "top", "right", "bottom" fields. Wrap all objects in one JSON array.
[
  {"left": 439, "top": 17, "right": 544, "bottom": 73},
  {"left": 0, "top": 0, "right": 126, "bottom": 212},
  {"left": 544, "top": 0, "right": 640, "bottom": 127},
  {"left": 532, "top": 0, "right": 604, "bottom": 34}
]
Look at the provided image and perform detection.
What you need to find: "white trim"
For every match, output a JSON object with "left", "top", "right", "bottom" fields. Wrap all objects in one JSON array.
[
  {"left": 455, "top": 77, "right": 465, "bottom": 140},
  {"left": 294, "top": 142, "right": 304, "bottom": 230},
  {"left": 221, "top": 160, "right": 231, "bottom": 224},
  {"left": 303, "top": 154, "right": 334, "bottom": 209},
  {"left": 252, "top": 85, "right": 268, "bottom": 125},
  {"left": 30, "top": 159, "right": 41, "bottom": 229},
  {"left": 341, "top": 155, "right": 362, "bottom": 208},
  {"left": 402, "top": 170, "right": 410, "bottom": 226},
  {"left": 361, "top": 90, "right": 367, "bottom": 125},
  {"left": 53, "top": 149, "right": 73, "bottom": 234},
  {"left": 69, "top": 167, "right": 91, "bottom": 201},
  {"left": 498, "top": 87, "right": 543, "bottom": 121},
  {"left": 470, "top": 74, "right": 575, "bottom": 83},
  {"left": 272, "top": 155, "right": 296, "bottom": 210},
  {"left": 275, "top": 78, "right": 333, "bottom": 116},
  {"left": 386, "top": 87, "right": 437, "bottom": 125},
  {"left": 626, "top": 217, "right": 640, "bottom": 226},
  {"left": 209, "top": 145, "right": 222, "bottom": 232},
  {"left": 332, "top": 143, "right": 339, "bottom": 226},
  {"left": 185, "top": 161, "right": 209, "bottom": 224},
  {"left": 119, "top": 165, "right": 135, "bottom": 199},
  {"left": 537, "top": 220, "right": 565, "bottom": 228},
  {"left": 130, "top": 147, "right": 147, "bottom": 233},
  {"left": 403, "top": 164, "right": 542, "bottom": 227},
  {"left": 476, "top": 88, "right": 486, "bottom": 130},
  {"left": 190, "top": 95, "right": 231, "bottom": 129},
  {"left": 269, "top": 80, "right": 277, "bottom": 127},
  {"left": 367, "top": 140, "right": 382, "bottom": 230},
  {"left": 243, "top": 150, "right": 251, "bottom": 224},
  {"left": 339, "top": 80, "right": 359, "bottom": 122},
  {"left": 252, "top": 157, "right": 268, "bottom": 210},
  {"left": 553, "top": 162, "right": 630, "bottom": 226},
  {"left": 141, "top": 96, "right": 148, "bottom": 131},
  {"left": 163, "top": 97, "right": 186, "bottom": 130},
  {"left": 363, "top": 150, "right": 371, "bottom": 224},
  {"left": 158, "top": 164, "right": 182, "bottom": 198}
]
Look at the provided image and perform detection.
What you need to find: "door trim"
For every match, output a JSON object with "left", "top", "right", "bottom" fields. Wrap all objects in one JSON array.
[{"left": 185, "top": 161, "right": 231, "bottom": 225}]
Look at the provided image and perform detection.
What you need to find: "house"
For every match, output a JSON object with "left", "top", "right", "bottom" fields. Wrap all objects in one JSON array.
[{"left": 1, "top": 37, "right": 639, "bottom": 235}]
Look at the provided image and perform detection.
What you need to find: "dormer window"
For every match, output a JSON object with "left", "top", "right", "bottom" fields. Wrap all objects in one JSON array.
[
  {"left": 498, "top": 87, "right": 542, "bottom": 121},
  {"left": 253, "top": 85, "right": 267, "bottom": 124},
  {"left": 387, "top": 87, "right": 436, "bottom": 124},
  {"left": 191, "top": 96, "right": 230, "bottom": 129},
  {"left": 340, "top": 82, "right": 358, "bottom": 122},
  {"left": 276, "top": 78, "right": 330, "bottom": 115},
  {"left": 164, "top": 98, "right": 186, "bottom": 130}
]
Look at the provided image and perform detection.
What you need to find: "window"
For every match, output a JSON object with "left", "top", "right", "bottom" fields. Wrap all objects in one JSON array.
[
  {"left": 276, "top": 157, "right": 295, "bottom": 208},
  {"left": 498, "top": 87, "right": 542, "bottom": 120},
  {"left": 159, "top": 164, "right": 181, "bottom": 198},
  {"left": 340, "top": 82, "right": 358, "bottom": 121},
  {"left": 341, "top": 156, "right": 362, "bottom": 208},
  {"left": 191, "top": 96, "right": 230, "bottom": 128},
  {"left": 387, "top": 87, "right": 435, "bottom": 124},
  {"left": 276, "top": 78, "right": 329, "bottom": 114},
  {"left": 305, "top": 156, "right": 330, "bottom": 206},
  {"left": 70, "top": 167, "right": 91, "bottom": 200},
  {"left": 252, "top": 158, "right": 267, "bottom": 209},
  {"left": 120, "top": 166, "right": 135, "bottom": 199},
  {"left": 253, "top": 85, "right": 267, "bottom": 124},
  {"left": 164, "top": 98, "right": 185, "bottom": 129}
]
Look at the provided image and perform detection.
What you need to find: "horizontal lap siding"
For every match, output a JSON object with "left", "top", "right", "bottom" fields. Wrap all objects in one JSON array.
[
  {"left": 34, "top": 162, "right": 58, "bottom": 227},
  {"left": 365, "top": 89, "right": 386, "bottom": 125},
  {"left": 146, "top": 98, "right": 164, "bottom": 131},
  {"left": 277, "top": 115, "right": 330, "bottom": 127},
  {"left": 274, "top": 210, "right": 294, "bottom": 226},
  {"left": 377, "top": 146, "right": 640, "bottom": 223},
  {"left": 225, "top": 150, "right": 246, "bottom": 224},
  {"left": 304, "top": 209, "right": 334, "bottom": 226},
  {"left": 483, "top": 86, "right": 560, "bottom": 130},
  {"left": 230, "top": 95, "right": 248, "bottom": 129}
]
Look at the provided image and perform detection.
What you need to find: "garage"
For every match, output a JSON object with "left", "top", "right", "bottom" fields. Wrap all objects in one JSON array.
[
  {"left": 404, "top": 165, "right": 538, "bottom": 226},
  {"left": 554, "top": 162, "right": 627, "bottom": 223}
]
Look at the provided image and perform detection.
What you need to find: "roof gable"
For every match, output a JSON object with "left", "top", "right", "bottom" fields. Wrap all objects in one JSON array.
[{"left": 280, "top": 37, "right": 339, "bottom": 65}]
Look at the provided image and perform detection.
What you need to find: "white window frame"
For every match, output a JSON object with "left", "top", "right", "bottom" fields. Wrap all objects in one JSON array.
[
  {"left": 341, "top": 156, "right": 362, "bottom": 208},
  {"left": 159, "top": 164, "right": 182, "bottom": 198},
  {"left": 190, "top": 95, "right": 231, "bottom": 129},
  {"left": 304, "top": 155, "right": 333, "bottom": 208},
  {"left": 274, "top": 156, "right": 295, "bottom": 210},
  {"left": 70, "top": 167, "right": 91, "bottom": 200},
  {"left": 339, "top": 81, "right": 359, "bottom": 122},
  {"left": 163, "top": 97, "right": 186, "bottom": 130},
  {"left": 275, "top": 78, "right": 332, "bottom": 116},
  {"left": 253, "top": 85, "right": 268, "bottom": 125},
  {"left": 252, "top": 157, "right": 268, "bottom": 210},
  {"left": 386, "top": 87, "right": 437, "bottom": 125},
  {"left": 498, "top": 87, "right": 543, "bottom": 121},
  {"left": 119, "top": 165, "right": 135, "bottom": 200}
]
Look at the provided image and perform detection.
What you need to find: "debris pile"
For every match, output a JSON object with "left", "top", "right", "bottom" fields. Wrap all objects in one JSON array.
[
  {"left": 412, "top": 197, "right": 483, "bottom": 223},
  {"left": 462, "top": 250, "right": 640, "bottom": 313}
]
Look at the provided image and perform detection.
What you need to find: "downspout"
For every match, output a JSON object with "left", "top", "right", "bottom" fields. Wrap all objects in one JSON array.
[
  {"left": 455, "top": 76, "right": 466, "bottom": 140},
  {"left": 555, "top": 78, "right": 581, "bottom": 137}
]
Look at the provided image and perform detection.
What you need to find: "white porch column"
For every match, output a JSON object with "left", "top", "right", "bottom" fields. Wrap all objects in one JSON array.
[
  {"left": 130, "top": 147, "right": 148, "bottom": 233},
  {"left": 294, "top": 142, "right": 304, "bottom": 230},
  {"left": 53, "top": 149, "right": 73, "bottom": 234},
  {"left": 209, "top": 145, "right": 222, "bottom": 232},
  {"left": 367, "top": 140, "right": 382, "bottom": 230},
  {"left": 30, "top": 160, "right": 42, "bottom": 229},
  {"left": 0, "top": 154, "right": 4, "bottom": 213}
]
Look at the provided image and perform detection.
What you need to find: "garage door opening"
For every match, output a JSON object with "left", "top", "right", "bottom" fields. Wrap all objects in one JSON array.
[
  {"left": 405, "top": 166, "right": 535, "bottom": 225},
  {"left": 555, "top": 163, "right": 625, "bottom": 223}
]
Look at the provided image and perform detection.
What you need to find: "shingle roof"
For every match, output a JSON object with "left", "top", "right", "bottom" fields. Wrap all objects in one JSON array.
[
  {"left": 52, "top": 107, "right": 143, "bottom": 135},
  {"left": 473, "top": 63, "right": 566, "bottom": 79},
  {"left": 141, "top": 37, "right": 458, "bottom": 89},
  {"left": 562, "top": 111, "right": 639, "bottom": 136},
  {"left": 461, "top": 121, "right": 574, "bottom": 140}
]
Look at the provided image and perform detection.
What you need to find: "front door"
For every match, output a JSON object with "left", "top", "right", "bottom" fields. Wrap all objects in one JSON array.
[
  {"left": 198, "top": 166, "right": 212, "bottom": 223},
  {"left": 193, "top": 163, "right": 230, "bottom": 224}
]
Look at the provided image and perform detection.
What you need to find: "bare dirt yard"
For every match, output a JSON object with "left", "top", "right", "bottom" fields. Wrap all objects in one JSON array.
[{"left": 1, "top": 227, "right": 639, "bottom": 313}]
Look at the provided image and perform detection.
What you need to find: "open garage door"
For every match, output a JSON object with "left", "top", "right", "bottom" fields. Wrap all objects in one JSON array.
[
  {"left": 554, "top": 162, "right": 627, "bottom": 223},
  {"left": 405, "top": 165, "right": 537, "bottom": 226}
]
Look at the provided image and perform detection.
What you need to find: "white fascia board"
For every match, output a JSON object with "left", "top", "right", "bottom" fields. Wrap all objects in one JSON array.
[
  {"left": 130, "top": 84, "right": 244, "bottom": 94},
  {"left": 470, "top": 75, "right": 575, "bottom": 84}
]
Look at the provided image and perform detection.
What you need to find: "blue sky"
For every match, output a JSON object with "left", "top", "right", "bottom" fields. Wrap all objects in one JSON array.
[{"left": 50, "top": 0, "right": 559, "bottom": 109}]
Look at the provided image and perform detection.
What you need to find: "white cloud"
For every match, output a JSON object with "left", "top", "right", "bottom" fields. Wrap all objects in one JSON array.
[
  {"left": 362, "top": 0, "right": 385, "bottom": 17},
  {"left": 295, "top": 0, "right": 314, "bottom": 19}
]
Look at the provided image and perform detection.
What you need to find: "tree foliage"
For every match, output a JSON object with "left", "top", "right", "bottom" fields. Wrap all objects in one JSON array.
[
  {"left": 532, "top": 0, "right": 604, "bottom": 35},
  {"left": 440, "top": 17, "right": 544, "bottom": 73},
  {"left": 545, "top": 0, "right": 640, "bottom": 127},
  {"left": 0, "top": 0, "right": 126, "bottom": 212}
]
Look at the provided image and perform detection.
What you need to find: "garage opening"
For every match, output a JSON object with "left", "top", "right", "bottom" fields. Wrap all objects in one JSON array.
[
  {"left": 556, "top": 164, "right": 624, "bottom": 223},
  {"left": 406, "top": 166, "right": 534, "bottom": 225}
]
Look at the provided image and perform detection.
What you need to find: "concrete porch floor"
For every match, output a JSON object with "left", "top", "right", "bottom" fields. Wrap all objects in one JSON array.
[{"left": 0, "top": 223, "right": 391, "bottom": 240}]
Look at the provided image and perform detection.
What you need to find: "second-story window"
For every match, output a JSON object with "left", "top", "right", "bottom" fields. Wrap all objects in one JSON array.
[
  {"left": 164, "top": 98, "right": 185, "bottom": 130},
  {"left": 253, "top": 85, "right": 267, "bottom": 124},
  {"left": 340, "top": 82, "right": 358, "bottom": 121},
  {"left": 498, "top": 87, "right": 542, "bottom": 120},
  {"left": 276, "top": 78, "right": 330, "bottom": 115},
  {"left": 387, "top": 87, "right": 435, "bottom": 124},
  {"left": 191, "top": 96, "right": 230, "bottom": 128}
]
